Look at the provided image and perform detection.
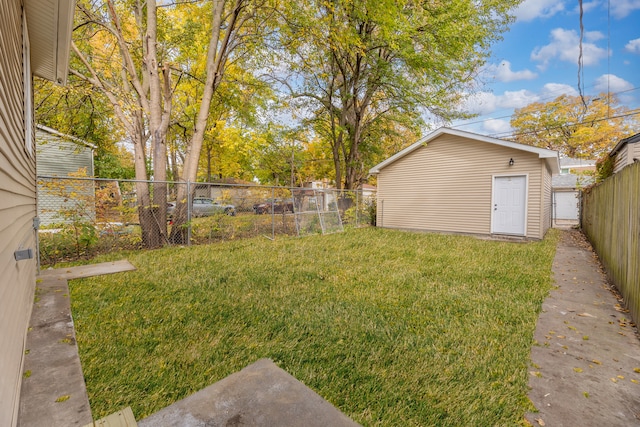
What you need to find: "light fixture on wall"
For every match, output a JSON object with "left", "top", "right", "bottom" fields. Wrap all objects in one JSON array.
[{"left": 509, "top": 158, "right": 514, "bottom": 166}]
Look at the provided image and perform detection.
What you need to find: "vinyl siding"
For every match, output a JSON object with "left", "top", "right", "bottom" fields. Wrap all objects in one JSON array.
[
  {"left": 36, "top": 129, "right": 95, "bottom": 225},
  {"left": 613, "top": 143, "right": 640, "bottom": 174},
  {"left": 613, "top": 144, "right": 629, "bottom": 174},
  {"left": 376, "top": 134, "right": 546, "bottom": 239},
  {"left": 541, "top": 163, "right": 552, "bottom": 236},
  {"left": 0, "top": 2, "right": 39, "bottom": 426},
  {"left": 36, "top": 128, "right": 94, "bottom": 176}
]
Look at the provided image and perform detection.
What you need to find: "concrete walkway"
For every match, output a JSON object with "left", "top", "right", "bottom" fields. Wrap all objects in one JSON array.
[
  {"left": 526, "top": 229, "right": 640, "bottom": 426},
  {"left": 18, "top": 261, "right": 136, "bottom": 427}
]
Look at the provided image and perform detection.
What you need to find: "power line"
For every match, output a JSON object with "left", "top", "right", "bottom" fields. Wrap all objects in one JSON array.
[
  {"left": 451, "top": 86, "right": 640, "bottom": 131},
  {"left": 488, "top": 108, "right": 640, "bottom": 140}
]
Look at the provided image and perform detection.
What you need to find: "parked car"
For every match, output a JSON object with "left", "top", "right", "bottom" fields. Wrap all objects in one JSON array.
[
  {"left": 253, "top": 198, "right": 294, "bottom": 214},
  {"left": 167, "top": 197, "right": 236, "bottom": 217}
]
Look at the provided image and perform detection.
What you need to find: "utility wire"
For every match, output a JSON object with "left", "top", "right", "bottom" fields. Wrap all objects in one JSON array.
[
  {"left": 489, "top": 109, "right": 640, "bottom": 140},
  {"left": 451, "top": 86, "right": 640, "bottom": 131}
]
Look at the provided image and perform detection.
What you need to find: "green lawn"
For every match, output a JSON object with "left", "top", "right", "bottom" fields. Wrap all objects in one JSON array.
[{"left": 70, "top": 227, "right": 558, "bottom": 426}]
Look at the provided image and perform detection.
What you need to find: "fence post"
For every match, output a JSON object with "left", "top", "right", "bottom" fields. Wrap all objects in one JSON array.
[
  {"left": 271, "top": 186, "right": 275, "bottom": 240},
  {"left": 187, "top": 180, "right": 192, "bottom": 246},
  {"left": 356, "top": 190, "right": 359, "bottom": 227}
]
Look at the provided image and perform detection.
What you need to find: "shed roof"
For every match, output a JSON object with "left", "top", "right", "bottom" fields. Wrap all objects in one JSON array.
[
  {"left": 24, "top": 0, "right": 76, "bottom": 85},
  {"left": 369, "top": 127, "right": 560, "bottom": 175},
  {"left": 609, "top": 132, "right": 640, "bottom": 157},
  {"left": 36, "top": 124, "right": 97, "bottom": 149}
]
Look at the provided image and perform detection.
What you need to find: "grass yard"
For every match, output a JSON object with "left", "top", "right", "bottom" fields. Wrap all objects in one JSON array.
[{"left": 70, "top": 227, "right": 558, "bottom": 426}]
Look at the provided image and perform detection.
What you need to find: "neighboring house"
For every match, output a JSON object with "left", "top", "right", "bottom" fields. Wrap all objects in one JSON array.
[
  {"left": 36, "top": 124, "right": 96, "bottom": 226},
  {"left": 0, "top": 1, "right": 75, "bottom": 426},
  {"left": 369, "top": 127, "right": 560, "bottom": 240},
  {"left": 552, "top": 158, "right": 596, "bottom": 223},
  {"left": 609, "top": 132, "right": 640, "bottom": 174},
  {"left": 558, "top": 157, "right": 596, "bottom": 175}
]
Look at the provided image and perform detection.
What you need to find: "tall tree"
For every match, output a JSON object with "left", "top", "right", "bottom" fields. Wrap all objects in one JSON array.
[
  {"left": 70, "top": 0, "right": 272, "bottom": 246},
  {"left": 275, "top": 0, "right": 521, "bottom": 189},
  {"left": 510, "top": 93, "right": 637, "bottom": 158}
]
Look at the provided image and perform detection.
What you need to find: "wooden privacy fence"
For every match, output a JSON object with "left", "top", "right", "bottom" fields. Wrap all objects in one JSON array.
[{"left": 582, "top": 162, "right": 640, "bottom": 324}]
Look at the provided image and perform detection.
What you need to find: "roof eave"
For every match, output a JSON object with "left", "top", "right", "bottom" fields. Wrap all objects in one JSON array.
[
  {"left": 609, "top": 132, "right": 640, "bottom": 157},
  {"left": 25, "top": 0, "right": 76, "bottom": 85},
  {"left": 369, "top": 127, "right": 560, "bottom": 174}
]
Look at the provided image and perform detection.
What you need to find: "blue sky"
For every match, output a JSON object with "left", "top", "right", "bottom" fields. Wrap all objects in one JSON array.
[{"left": 451, "top": 0, "right": 640, "bottom": 137}]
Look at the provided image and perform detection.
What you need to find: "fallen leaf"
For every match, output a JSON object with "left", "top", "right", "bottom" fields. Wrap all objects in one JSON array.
[
  {"left": 55, "top": 395, "right": 70, "bottom": 402},
  {"left": 535, "top": 418, "right": 546, "bottom": 426},
  {"left": 592, "top": 360, "right": 602, "bottom": 365},
  {"left": 574, "top": 367, "right": 583, "bottom": 373},
  {"left": 611, "top": 378, "right": 618, "bottom": 383},
  {"left": 633, "top": 368, "right": 640, "bottom": 373},
  {"left": 577, "top": 312, "right": 596, "bottom": 318}
]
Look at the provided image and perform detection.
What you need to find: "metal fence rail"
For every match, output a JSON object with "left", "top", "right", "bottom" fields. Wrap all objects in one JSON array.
[{"left": 37, "top": 176, "right": 375, "bottom": 265}]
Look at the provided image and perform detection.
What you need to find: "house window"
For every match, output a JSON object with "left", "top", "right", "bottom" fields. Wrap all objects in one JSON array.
[{"left": 23, "top": 9, "right": 34, "bottom": 157}]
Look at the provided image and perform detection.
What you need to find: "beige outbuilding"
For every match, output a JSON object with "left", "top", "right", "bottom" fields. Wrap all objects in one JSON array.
[{"left": 369, "top": 127, "right": 560, "bottom": 240}]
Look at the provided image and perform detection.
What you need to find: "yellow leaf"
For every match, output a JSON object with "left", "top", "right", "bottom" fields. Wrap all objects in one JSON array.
[{"left": 573, "top": 367, "right": 583, "bottom": 373}]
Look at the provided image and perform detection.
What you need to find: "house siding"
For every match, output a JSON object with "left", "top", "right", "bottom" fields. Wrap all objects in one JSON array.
[
  {"left": 613, "top": 144, "right": 629, "bottom": 174},
  {"left": 0, "top": 2, "right": 39, "bottom": 426},
  {"left": 36, "top": 128, "right": 95, "bottom": 177},
  {"left": 36, "top": 128, "right": 96, "bottom": 225},
  {"left": 376, "top": 134, "right": 546, "bottom": 239},
  {"left": 613, "top": 143, "right": 640, "bottom": 174},
  {"left": 542, "top": 163, "right": 552, "bottom": 235}
]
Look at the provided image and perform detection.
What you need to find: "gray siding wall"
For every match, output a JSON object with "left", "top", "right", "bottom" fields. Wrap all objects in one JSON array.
[
  {"left": 36, "top": 129, "right": 95, "bottom": 226},
  {"left": 613, "top": 143, "right": 640, "bottom": 174},
  {"left": 376, "top": 134, "right": 546, "bottom": 239},
  {"left": 613, "top": 144, "right": 629, "bottom": 174},
  {"left": 36, "top": 128, "right": 94, "bottom": 176},
  {"left": 0, "top": 1, "right": 39, "bottom": 426}
]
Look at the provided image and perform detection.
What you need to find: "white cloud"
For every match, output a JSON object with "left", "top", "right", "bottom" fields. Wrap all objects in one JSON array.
[
  {"left": 611, "top": 0, "right": 640, "bottom": 18},
  {"left": 463, "top": 90, "right": 539, "bottom": 115},
  {"left": 531, "top": 28, "right": 608, "bottom": 70},
  {"left": 482, "top": 119, "right": 512, "bottom": 134},
  {"left": 574, "top": 1, "right": 602, "bottom": 14},
  {"left": 625, "top": 38, "right": 640, "bottom": 54},
  {"left": 540, "top": 83, "right": 579, "bottom": 99},
  {"left": 486, "top": 61, "right": 538, "bottom": 83},
  {"left": 514, "top": 0, "right": 565, "bottom": 22},
  {"left": 594, "top": 74, "right": 634, "bottom": 93},
  {"left": 585, "top": 31, "right": 605, "bottom": 42}
]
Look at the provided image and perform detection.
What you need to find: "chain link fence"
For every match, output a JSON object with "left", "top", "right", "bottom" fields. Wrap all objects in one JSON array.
[{"left": 36, "top": 176, "right": 376, "bottom": 266}]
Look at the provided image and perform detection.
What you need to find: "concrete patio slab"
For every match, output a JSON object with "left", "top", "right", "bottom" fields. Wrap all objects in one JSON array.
[{"left": 138, "top": 358, "right": 360, "bottom": 427}]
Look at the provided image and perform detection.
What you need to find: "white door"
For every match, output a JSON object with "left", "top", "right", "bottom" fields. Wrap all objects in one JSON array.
[
  {"left": 492, "top": 176, "right": 527, "bottom": 235},
  {"left": 554, "top": 191, "right": 579, "bottom": 220}
]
